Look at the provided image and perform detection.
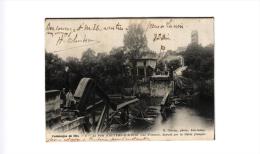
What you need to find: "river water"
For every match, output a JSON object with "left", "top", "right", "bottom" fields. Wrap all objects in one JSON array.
[
  {"left": 151, "top": 106, "right": 214, "bottom": 132},
  {"left": 110, "top": 97, "right": 214, "bottom": 136}
]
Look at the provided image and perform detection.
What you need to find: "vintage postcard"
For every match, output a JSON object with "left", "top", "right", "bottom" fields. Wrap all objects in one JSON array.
[{"left": 45, "top": 17, "right": 214, "bottom": 141}]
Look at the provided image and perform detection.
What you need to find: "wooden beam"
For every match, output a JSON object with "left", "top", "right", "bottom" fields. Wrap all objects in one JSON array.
[
  {"left": 116, "top": 98, "right": 139, "bottom": 110},
  {"left": 161, "top": 91, "right": 170, "bottom": 105},
  {"left": 95, "top": 105, "right": 107, "bottom": 133},
  {"left": 85, "top": 100, "right": 104, "bottom": 111}
]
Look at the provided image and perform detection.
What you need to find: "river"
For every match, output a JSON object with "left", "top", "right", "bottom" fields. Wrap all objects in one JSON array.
[
  {"left": 107, "top": 96, "right": 215, "bottom": 135},
  {"left": 151, "top": 106, "right": 214, "bottom": 132}
]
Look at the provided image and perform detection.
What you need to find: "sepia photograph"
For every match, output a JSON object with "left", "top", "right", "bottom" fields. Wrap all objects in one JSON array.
[
  {"left": 2, "top": 0, "right": 260, "bottom": 153},
  {"left": 45, "top": 17, "right": 214, "bottom": 141}
]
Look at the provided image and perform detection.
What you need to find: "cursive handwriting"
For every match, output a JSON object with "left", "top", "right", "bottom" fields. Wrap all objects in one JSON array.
[{"left": 153, "top": 33, "right": 171, "bottom": 42}]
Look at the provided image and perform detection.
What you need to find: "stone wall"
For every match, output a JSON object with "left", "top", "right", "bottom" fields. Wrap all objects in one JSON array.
[
  {"left": 150, "top": 80, "right": 174, "bottom": 97},
  {"left": 136, "top": 80, "right": 174, "bottom": 97}
]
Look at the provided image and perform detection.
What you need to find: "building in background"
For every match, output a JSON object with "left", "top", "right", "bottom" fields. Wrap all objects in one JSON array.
[
  {"left": 134, "top": 56, "right": 157, "bottom": 81},
  {"left": 191, "top": 30, "right": 199, "bottom": 45}
]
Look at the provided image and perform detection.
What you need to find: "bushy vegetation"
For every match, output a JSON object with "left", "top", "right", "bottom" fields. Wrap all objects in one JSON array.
[
  {"left": 182, "top": 44, "right": 214, "bottom": 82},
  {"left": 46, "top": 47, "right": 132, "bottom": 94},
  {"left": 46, "top": 23, "right": 149, "bottom": 94},
  {"left": 181, "top": 44, "right": 214, "bottom": 118}
]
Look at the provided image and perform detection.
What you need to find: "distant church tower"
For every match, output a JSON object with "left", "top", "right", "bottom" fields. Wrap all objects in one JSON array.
[{"left": 191, "top": 30, "right": 199, "bottom": 45}]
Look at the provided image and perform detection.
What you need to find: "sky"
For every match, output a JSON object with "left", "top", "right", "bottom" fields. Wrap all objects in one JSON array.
[{"left": 45, "top": 18, "right": 214, "bottom": 60}]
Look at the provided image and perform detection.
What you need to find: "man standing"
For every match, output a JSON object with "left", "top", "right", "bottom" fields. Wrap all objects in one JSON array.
[{"left": 60, "top": 88, "right": 66, "bottom": 108}]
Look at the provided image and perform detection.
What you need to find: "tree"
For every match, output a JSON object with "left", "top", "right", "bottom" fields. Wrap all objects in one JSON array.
[
  {"left": 66, "top": 57, "right": 81, "bottom": 72},
  {"left": 104, "top": 47, "right": 129, "bottom": 92},
  {"left": 80, "top": 48, "right": 97, "bottom": 78},
  {"left": 81, "top": 48, "right": 96, "bottom": 64},
  {"left": 167, "top": 59, "right": 181, "bottom": 71},
  {"left": 182, "top": 44, "right": 214, "bottom": 80},
  {"left": 45, "top": 51, "right": 66, "bottom": 90},
  {"left": 96, "top": 52, "right": 107, "bottom": 62},
  {"left": 123, "top": 24, "right": 148, "bottom": 59},
  {"left": 165, "top": 50, "right": 177, "bottom": 56},
  {"left": 65, "top": 57, "right": 82, "bottom": 91},
  {"left": 181, "top": 44, "right": 214, "bottom": 102}
]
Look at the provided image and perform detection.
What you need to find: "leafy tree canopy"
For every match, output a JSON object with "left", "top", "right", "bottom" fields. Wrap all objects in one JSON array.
[{"left": 123, "top": 24, "right": 148, "bottom": 59}]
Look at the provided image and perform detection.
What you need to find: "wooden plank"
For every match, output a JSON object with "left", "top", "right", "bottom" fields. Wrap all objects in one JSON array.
[
  {"left": 74, "top": 78, "right": 91, "bottom": 98},
  {"left": 86, "top": 100, "right": 103, "bottom": 111},
  {"left": 95, "top": 105, "right": 107, "bottom": 133},
  {"left": 116, "top": 98, "right": 139, "bottom": 110},
  {"left": 170, "top": 97, "right": 192, "bottom": 101},
  {"left": 46, "top": 90, "right": 60, "bottom": 93},
  {"left": 161, "top": 91, "right": 170, "bottom": 105}
]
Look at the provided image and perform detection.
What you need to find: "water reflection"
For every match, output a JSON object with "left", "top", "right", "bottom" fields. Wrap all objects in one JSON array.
[{"left": 152, "top": 106, "right": 214, "bottom": 131}]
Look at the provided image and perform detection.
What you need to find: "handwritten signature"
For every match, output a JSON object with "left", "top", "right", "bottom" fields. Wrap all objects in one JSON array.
[{"left": 153, "top": 33, "right": 170, "bottom": 42}]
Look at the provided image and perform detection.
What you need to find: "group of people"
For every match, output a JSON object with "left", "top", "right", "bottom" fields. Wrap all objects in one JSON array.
[{"left": 59, "top": 88, "right": 76, "bottom": 110}]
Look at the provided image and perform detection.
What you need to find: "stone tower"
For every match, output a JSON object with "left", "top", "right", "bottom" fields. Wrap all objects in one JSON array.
[{"left": 191, "top": 30, "right": 199, "bottom": 45}]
